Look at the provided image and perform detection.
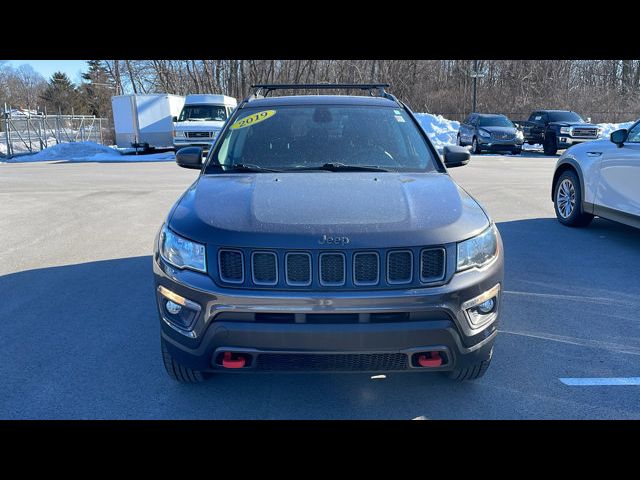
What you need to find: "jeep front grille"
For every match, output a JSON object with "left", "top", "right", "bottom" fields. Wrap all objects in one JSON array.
[
  {"left": 215, "top": 246, "right": 447, "bottom": 289},
  {"left": 387, "top": 250, "right": 413, "bottom": 284},
  {"left": 285, "top": 252, "right": 312, "bottom": 286},
  {"left": 420, "top": 248, "right": 446, "bottom": 282},
  {"left": 218, "top": 249, "right": 244, "bottom": 283}
]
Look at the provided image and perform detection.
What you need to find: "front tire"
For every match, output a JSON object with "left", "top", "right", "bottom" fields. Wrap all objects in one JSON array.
[
  {"left": 161, "top": 338, "right": 208, "bottom": 383},
  {"left": 553, "top": 170, "right": 593, "bottom": 227},
  {"left": 511, "top": 146, "right": 522, "bottom": 155},
  {"left": 472, "top": 137, "right": 482, "bottom": 154},
  {"left": 447, "top": 348, "right": 492, "bottom": 381},
  {"left": 543, "top": 134, "right": 558, "bottom": 156}
]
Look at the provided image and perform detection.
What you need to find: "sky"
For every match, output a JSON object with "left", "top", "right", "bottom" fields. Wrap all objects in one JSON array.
[{"left": 1, "top": 60, "right": 88, "bottom": 83}]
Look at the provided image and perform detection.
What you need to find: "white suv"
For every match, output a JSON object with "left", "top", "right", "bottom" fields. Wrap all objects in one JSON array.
[{"left": 552, "top": 119, "right": 640, "bottom": 228}]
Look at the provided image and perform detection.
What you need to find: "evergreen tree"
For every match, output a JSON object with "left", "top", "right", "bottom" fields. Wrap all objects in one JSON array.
[
  {"left": 40, "top": 72, "right": 79, "bottom": 114},
  {"left": 79, "top": 60, "right": 114, "bottom": 117}
]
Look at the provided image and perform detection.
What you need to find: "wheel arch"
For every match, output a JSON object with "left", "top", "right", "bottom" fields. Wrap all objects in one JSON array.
[{"left": 552, "top": 160, "right": 585, "bottom": 202}]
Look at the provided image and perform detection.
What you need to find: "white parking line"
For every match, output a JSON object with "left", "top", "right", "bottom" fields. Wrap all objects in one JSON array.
[{"left": 560, "top": 377, "right": 640, "bottom": 386}]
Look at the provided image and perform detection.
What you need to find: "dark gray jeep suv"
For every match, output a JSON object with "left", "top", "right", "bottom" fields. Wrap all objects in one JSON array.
[{"left": 153, "top": 84, "right": 504, "bottom": 383}]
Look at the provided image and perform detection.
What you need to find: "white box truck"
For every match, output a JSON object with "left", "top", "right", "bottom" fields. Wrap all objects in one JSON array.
[
  {"left": 112, "top": 94, "right": 185, "bottom": 150},
  {"left": 173, "top": 94, "right": 237, "bottom": 151}
]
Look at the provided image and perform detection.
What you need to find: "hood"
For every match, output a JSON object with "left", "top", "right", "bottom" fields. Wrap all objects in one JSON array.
[
  {"left": 174, "top": 120, "right": 225, "bottom": 132},
  {"left": 480, "top": 126, "right": 517, "bottom": 135},
  {"left": 169, "top": 172, "right": 490, "bottom": 248}
]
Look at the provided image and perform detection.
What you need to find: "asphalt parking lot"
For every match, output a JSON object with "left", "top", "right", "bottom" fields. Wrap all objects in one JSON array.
[{"left": 1, "top": 153, "right": 639, "bottom": 419}]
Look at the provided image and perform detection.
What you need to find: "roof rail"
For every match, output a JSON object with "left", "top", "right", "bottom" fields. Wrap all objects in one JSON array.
[{"left": 241, "top": 83, "right": 398, "bottom": 104}]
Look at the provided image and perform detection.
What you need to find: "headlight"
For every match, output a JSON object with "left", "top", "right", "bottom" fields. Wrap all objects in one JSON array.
[
  {"left": 478, "top": 129, "right": 491, "bottom": 138},
  {"left": 560, "top": 127, "right": 572, "bottom": 134},
  {"left": 174, "top": 130, "right": 186, "bottom": 138},
  {"left": 159, "top": 225, "right": 207, "bottom": 273},
  {"left": 457, "top": 224, "right": 498, "bottom": 272},
  {"left": 516, "top": 130, "right": 524, "bottom": 139}
]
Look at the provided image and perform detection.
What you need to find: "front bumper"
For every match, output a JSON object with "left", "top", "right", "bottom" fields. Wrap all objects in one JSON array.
[
  {"left": 153, "top": 244, "right": 504, "bottom": 373},
  {"left": 477, "top": 137, "right": 523, "bottom": 151},
  {"left": 557, "top": 136, "right": 599, "bottom": 149}
]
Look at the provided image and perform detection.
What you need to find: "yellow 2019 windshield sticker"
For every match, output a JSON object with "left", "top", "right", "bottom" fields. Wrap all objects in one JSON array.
[{"left": 230, "top": 110, "right": 276, "bottom": 130}]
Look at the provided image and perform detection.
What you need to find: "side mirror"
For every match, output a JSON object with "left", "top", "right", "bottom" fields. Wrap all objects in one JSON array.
[
  {"left": 172, "top": 116, "right": 178, "bottom": 123},
  {"left": 610, "top": 129, "right": 628, "bottom": 148},
  {"left": 586, "top": 117, "right": 592, "bottom": 123},
  {"left": 176, "top": 147, "right": 203, "bottom": 169},
  {"left": 443, "top": 145, "right": 471, "bottom": 168}
]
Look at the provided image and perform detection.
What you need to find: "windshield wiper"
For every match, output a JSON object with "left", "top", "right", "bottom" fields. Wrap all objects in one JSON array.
[
  {"left": 288, "top": 162, "right": 391, "bottom": 172},
  {"left": 221, "top": 163, "right": 283, "bottom": 173}
]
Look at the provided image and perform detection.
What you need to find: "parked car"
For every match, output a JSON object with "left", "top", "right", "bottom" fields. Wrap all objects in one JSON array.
[
  {"left": 173, "top": 94, "right": 237, "bottom": 152},
  {"left": 552, "top": 119, "right": 640, "bottom": 228},
  {"left": 457, "top": 113, "right": 524, "bottom": 155},
  {"left": 516, "top": 110, "right": 602, "bottom": 156},
  {"left": 153, "top": 83, "right": 504, "bottom": 383}
]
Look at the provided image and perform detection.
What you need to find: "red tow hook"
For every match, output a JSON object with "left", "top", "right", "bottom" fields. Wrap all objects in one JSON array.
[
  {"left": 418, "top": 351, "right": 443, "bottom": 367},
  {"left": 222, "top": 352, "right": 246, "bottom": 369}
]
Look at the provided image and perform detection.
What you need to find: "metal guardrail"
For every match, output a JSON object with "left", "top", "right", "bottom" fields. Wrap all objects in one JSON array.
[{"left": 1, "top": 109, "right": 109, "bottom": 158}]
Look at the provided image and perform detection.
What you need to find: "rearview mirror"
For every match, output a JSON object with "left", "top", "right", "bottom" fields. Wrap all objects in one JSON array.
[
  {"left": 176, "top": 147, "right": 203, "bottom": 169},
  {"left": 443, "top": 145, "right": 471, "bottom": 168},
  {"left": 610, "top": 129, "right": 628, "bottom": 148}
]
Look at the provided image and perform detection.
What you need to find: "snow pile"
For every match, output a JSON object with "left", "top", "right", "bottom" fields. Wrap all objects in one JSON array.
[
  {"left": 414, "top": 113, "right": 460, "bottom": 152},
  {"left": 597, "top": 121, "right": 634, "bottom": 138},
  {"left": 1, "top": 141, "right": 175, "bottom": 162}
]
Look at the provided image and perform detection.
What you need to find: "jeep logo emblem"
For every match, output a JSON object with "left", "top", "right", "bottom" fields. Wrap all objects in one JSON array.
[{"left": 319, "top": 235, "right": 350, "bottom": 245}]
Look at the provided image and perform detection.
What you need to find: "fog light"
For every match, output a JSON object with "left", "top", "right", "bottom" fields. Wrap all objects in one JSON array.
[
  {"left": 477, "top": 298, "right": 495, "bottom": 314},
  {"left": 166, "top": 300, "right": 182, "bottom": 315}
]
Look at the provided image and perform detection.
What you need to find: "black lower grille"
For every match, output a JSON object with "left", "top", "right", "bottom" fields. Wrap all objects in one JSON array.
[{"left": 256, "top": 353, "right": 409, "bottom": 371}]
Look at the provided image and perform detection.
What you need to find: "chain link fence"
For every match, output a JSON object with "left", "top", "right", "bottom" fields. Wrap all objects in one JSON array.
[{"left": 1, "top": 109, "right": 111, "bottom": 158}]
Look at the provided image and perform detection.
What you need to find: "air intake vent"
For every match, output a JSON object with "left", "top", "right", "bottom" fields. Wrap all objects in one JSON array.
[
  {"left": 218, "top": 249, "right": 244, "bottom": 283},
  {"left": 252, "top": 251, "right": 277, "bottom": 285},
  {"left": 387, "top": 250, "right": 413, "bottom": 284},
  {"left": 256, "top": 353, "right": 409, "bottom": 371},
  {"left": 285, "top": 252, "right": 312, "bottom": 286},
  {"left": 353, "top": 252, "right": 379, "bottom": 285},
  {"left": 319, "top": 253, "right": 346, "bottom": 286},
  {"left": 420, "top": 248, "right": 446, "bottom": 282}
]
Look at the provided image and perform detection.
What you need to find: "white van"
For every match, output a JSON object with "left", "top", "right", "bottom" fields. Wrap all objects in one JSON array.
[{"left": 173, "top": 94, "right": 237, "bottom": 151}]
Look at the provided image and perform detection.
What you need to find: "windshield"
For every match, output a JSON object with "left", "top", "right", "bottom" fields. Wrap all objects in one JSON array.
[
  {"left": 207, "top": 105, "right": 439, "bottom": 173},
  {"left": 548, "top": 111, "right": 585, "bottom": 123},
  {"left": 477, "top": 116, "right": 514, "bottom": 128},
  {"left": 178, "top": 104, "right": 227, "bottom": 122}
]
